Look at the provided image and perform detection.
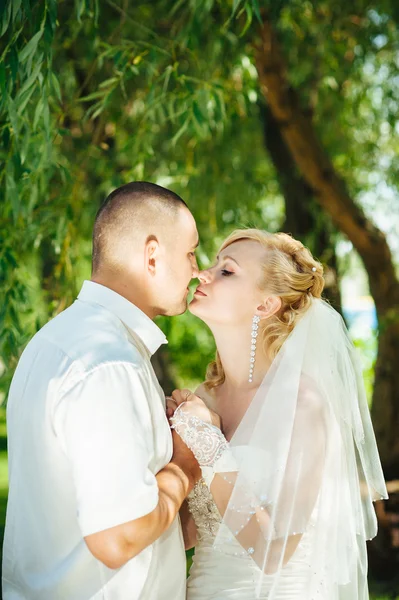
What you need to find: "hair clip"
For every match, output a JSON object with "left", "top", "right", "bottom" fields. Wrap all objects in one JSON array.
[{"left": 312, "top": 267, "right": 316, "bottom": 272}]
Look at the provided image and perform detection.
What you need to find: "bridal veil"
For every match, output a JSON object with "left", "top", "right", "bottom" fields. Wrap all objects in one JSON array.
[{"left": 209, "top": 298, "right": 387, "bottom": 598}]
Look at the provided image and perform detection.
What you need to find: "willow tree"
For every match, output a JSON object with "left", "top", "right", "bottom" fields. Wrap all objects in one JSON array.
[{"left": 1, "top": 3, "right": 399, "bottom": 581}]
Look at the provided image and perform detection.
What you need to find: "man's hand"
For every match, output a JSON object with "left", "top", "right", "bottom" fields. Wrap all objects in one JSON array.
[
  {"left": 171, "top": 429, "right": 201, "bottom": 491},
  {"left": 166, "top": 396, "right": 178, "bottom": 419},
  {"left": 170, "top": 388, "right": 221, "bottom": 429}
]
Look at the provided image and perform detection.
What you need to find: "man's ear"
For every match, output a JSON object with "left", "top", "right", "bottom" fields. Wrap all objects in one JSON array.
[
  {"left": 145, "top": 235, "right": 159, "bottom": 275},
  {"left": 256, "top": 296, "right": 281, "bottom": 319}
]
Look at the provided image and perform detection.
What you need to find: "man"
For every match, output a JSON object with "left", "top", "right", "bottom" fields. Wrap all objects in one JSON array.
[{"left": 3, "top": 182, "right": 201, "bottom": 599}]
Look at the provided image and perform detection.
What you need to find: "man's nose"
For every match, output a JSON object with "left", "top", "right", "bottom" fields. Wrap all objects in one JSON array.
[{"left": 192, "top": 255, "right": 200, "bottom": 278}]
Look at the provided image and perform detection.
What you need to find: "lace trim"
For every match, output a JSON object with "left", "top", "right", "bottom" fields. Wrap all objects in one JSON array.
[{"left": 170, "top": 404, "right": 229, "bottom": 467}]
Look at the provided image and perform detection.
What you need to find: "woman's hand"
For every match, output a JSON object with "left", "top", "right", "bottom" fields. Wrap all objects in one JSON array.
[{"left": 170, "top": 388, "right": 221, "bottom": 429}]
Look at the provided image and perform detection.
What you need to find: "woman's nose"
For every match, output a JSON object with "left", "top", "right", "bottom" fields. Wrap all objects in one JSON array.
[{"left": 198, "top": 269, "right": 212, "bottom": 284}]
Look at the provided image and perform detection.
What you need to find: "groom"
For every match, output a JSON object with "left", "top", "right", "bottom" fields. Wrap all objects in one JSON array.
[{"left": 3, "top": 182, "right": 201, "bottom": 599}]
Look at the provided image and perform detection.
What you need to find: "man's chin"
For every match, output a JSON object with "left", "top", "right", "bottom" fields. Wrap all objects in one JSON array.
[{"left": 161, "top": 299, "right": 189, "bottom": 317}]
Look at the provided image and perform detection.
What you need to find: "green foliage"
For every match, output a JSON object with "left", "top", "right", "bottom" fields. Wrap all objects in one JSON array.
[
  {"left": 353, "top": 333, "right": 378, "bottom": 403},
  {"left": 1, "top": 0, "right": 398, "bottom": 393}
]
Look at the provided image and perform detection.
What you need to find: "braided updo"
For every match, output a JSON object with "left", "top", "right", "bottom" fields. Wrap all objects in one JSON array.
[{"left": 205, "top": 229, "right": 325, "bottom": 390}]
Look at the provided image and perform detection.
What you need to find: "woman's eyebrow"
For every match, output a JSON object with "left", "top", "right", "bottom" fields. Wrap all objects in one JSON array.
[{"left": 216, "top": 254, "right": 240, "bottom": 266}]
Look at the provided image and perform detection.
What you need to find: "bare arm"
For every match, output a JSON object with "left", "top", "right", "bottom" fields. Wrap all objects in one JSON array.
[
  {"left": 84, "top": 431, "right": 200, "bottom": 569},
  {"left": 208, "top": 473, "right": 302, "bottom": 573}
]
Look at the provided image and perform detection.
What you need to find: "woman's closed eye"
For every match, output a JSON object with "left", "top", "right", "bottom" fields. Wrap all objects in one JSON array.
[{"left": 221, "top": 269, "right": 234, "bottom": 276}]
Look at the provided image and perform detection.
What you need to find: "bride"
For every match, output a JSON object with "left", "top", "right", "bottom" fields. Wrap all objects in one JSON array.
[{"left": 167, "top": 229, "right": 387, "bottom": 600}]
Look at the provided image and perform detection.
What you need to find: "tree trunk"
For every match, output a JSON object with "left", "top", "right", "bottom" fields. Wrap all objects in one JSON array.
[
  {"left": 260, "top": 104, "right": 342, "bottom": 314},
  {"left": 254, "top": 18, "right": 399, "bottom": 583}
]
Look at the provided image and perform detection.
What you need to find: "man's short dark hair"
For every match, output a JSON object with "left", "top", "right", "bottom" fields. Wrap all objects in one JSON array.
[{"left": 92, "top": 181, "right": 188, "bottom": 274}]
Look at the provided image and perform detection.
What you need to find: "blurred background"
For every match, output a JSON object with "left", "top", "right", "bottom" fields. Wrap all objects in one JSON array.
[{"left": 1, "top": 0, "right": 399, "bottom": 597}]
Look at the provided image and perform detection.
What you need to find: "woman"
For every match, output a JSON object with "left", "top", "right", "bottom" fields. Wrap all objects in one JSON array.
[{"left": 168, "top": 229, "right": 387, "bottom": 600}]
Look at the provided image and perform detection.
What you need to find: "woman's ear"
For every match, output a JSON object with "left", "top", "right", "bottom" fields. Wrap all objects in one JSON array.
[
  {"left": 145, "top": 235, "right": 159, "bottom": 275},
  {"left": 256, "top": 296, "right": 281, "bottom": 319}
]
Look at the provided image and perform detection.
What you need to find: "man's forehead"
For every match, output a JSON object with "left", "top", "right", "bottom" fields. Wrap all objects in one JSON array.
[{"left": 177, "top": 207, "right": 199, "bottom": 241}]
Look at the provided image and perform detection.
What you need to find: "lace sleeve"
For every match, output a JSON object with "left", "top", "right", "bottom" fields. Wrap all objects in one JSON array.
[{"left": 170, "top": 403, "right": 229, "bottom": 467}]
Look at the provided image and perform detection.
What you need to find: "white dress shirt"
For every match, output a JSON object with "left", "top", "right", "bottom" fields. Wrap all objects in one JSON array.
[{"left": 2, "top": 281, "right": 186, "bottom": 600}]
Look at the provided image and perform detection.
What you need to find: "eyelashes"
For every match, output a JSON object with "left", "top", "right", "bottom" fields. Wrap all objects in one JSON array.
[{"left": 206, "top": 262, "right": 234, "bottom": 276}]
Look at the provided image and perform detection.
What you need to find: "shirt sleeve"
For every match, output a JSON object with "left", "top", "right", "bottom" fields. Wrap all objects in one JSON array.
[{"left": 54, "top": 361, "right": 159, "bottom": 537}]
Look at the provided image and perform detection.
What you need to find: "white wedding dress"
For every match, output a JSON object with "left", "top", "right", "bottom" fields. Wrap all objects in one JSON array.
[
  {"left": 186, "top": 478, "right": 325, "bottom": 600},
  {"left": 171, "top": 404, "right": 328, "bottom": 599}
]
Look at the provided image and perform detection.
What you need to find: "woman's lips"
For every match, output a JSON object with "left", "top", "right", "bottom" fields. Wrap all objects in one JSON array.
[{"left": 194, "top": 288, "right": 207, "bottom": 297}]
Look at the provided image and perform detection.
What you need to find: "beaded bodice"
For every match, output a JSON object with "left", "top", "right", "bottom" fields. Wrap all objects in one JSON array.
[{"left": 187, "top": 479, "right": 222, "bottom": 541}]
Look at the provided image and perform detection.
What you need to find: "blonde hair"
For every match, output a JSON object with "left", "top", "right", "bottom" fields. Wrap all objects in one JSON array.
[{"left": 205, "top": 229, "right": 325, "bottom": 390}]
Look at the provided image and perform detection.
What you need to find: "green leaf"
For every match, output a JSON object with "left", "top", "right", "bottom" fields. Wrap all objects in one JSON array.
[
  {"left": 20, "top": 124, "right": 31, "bottom": 165},
  {"left": 33, "top": 96, "right": 43, "bottom": 128},
  {"left": 191, "top": 107, "right": 206, "bottom": 137},
  {"left": 46, "top": 0, "right": 57, "bottom": 34},
  {"left": 196, "top": 88, "right": 209, "bottom": 117},
  {"left": 162, "top": 64, "right": 173, "bottom": 94},
  {"left": 28, "top": 183, "right": 39, "bottom": 212},
  {"left": 79, "top": 90, "right": 106, "bottom": 102},
  {"left": 16, "top": 81, "right": 36, "bottom": 114},
  {"left": 169, "top": 0, "right": 186, "bottom": 18},
  {"left": 11, "top": 0, "right": 22, "bottom": 23},
  {"left": 0, "top": 63, "right": 6, "bottom": 97},
  {"left": 51, "top": 72, "right": 62, "bottom": 102},
  {"left": 98, "top": 77, "right": 119, "bottom": 89},
  {"left": 4, "top": 249, "right": 18, "bottom": 269},
  {"left": 21, "top": 0, "right": 31, "bottom": 20},
  {"left": 214, "top": 90, "right": 226, "bottom": 122},
  {"left": 193, "top": 100, "right": 204, "bottom": 125},
  {"left": 90, "top": 103, "right": 105, "bottom": 120},
  {"left": 171, "top": 119, "right": 189, "bottom": 145},
  {"left": 232, "top": 0, "right": 242, "bottom": 15},
  {"left": 16, "top": 55, "right": 42, "bottom": 98},
  {"left": 7, "top": 95, "right": 19, "bottom": 140},
  {"left": 6, "top": 163, "right": 19, "bottom": 220},
  {"left": 167, "top": 98, "right": 176, "bottom": 123},
  {"left": 240, "top": 4, "right": 252, "bottom": 37},
  {"left": 42, "top": 98, "right": 50, "bottom": 140},
  {"left": 94, "top": 0, "right": 100, "bottom": 26},
  {"left": 76, "top": 0, "right": 85, "bottom": 23},
  {"left": 0, "top": 1, "right": 12, "bottom": 37},
  {"left": 18, "top": 29, "right": 43, "bottom": 63},
  {"left": 9, "top": 46, "right": 19, "bottom": 83},
  {"left": 251, "top": 0, "right": 262, "bottom": 23}
]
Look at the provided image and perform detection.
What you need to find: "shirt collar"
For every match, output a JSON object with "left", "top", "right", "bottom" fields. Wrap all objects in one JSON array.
[{"left": 77, "top": 280, "right": 167, "bottom": 356}]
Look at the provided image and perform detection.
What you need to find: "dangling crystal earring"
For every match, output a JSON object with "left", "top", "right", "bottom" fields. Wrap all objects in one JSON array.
[{"left": 249, "top": 316, "right": 260, "bottom": 383}]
